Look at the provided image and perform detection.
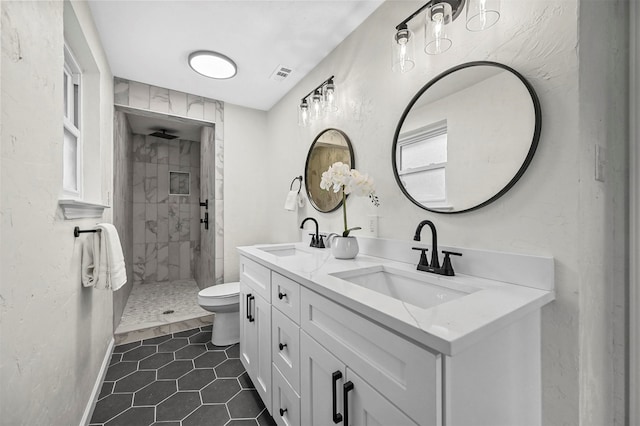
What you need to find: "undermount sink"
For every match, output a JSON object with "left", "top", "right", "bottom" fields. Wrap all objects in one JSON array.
[
  {"left": 330, "top": 265, "right": 480, "bottom": 310},
  {"left": 257, "top": 244, "right": 312, "bottom": 258}
]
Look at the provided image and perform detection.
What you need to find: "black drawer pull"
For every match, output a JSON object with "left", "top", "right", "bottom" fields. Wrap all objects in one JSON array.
[
  {"left": 248, "top": 295, "right": 255, "bottom": 322},
  {"left": 279, "top": 408, "right": 287, "bottom": 416},
  {"left": 343, "top": 381, "right": 354, "bottom": 426},
  {"left": 332, "top": 371, "right": 343, "bottom": 423},
  {"left": 278, "top": 342, "right": 287, "bottom": 351},
  {"left": 278, "top": 291, "right": 287, "bottom": 300},
  {"left": 245, "top": 294, "right": 252, "bottom": 320}
]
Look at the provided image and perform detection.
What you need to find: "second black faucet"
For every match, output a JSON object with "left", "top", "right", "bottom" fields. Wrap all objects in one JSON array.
[{"left": 413, "top": 220, "right": 462, "bottom": 276}]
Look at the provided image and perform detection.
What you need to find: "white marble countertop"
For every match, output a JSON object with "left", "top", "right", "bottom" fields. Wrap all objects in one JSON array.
[{"left": 237, "top": 242, "right": 555, "bottom": 356}]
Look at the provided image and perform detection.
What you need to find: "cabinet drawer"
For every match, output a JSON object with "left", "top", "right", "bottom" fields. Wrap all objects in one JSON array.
[
  {"left": 301, "top": 288, "right": 442, "bottom": 426},
  {"left": 272, "top": 272, "right": 300, "bottom": 324},
  {"left": 272, "top": 307, "right": 300, "bottom": 393},
  {"left": 240, "top": 256, "right": 271, "bottom": 301},
  {"left": 272, "top": 364, "right": 301, "bottom": 426}
]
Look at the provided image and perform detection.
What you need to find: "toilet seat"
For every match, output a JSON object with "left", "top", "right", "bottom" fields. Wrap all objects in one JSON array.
[{"left": 198, "top": 282, "right": 239, "bottom": 299}]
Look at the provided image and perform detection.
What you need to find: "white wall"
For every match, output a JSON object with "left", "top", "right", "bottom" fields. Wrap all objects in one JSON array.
[
  {"left": 258, "top": 0, "right": 628, "bottom": 424},
  {"left": 223, "top": 104, "right": 271, "bottom": 282},
  {"left": 0, "top": 1, "right": 115, "bottom": 423}
]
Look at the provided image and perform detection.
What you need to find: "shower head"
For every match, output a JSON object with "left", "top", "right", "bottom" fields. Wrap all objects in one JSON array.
[{"left": 149, "top": 129, "right": 178, "bottom": 140}]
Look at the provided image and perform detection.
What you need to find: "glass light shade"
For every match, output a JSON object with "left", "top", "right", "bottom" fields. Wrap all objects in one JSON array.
[
  {"left": 466, "top": 0, "right": 500, "bottom": 31},
  {"left": 298, "top": 100, "right": 310, "bottom": 127},
  {"left": 311, "top": 90, "right": 323, "bottom": 120},
  {"left": 323, "top": 82, "right": 338, "bottom": 113},
  {"left": 188, "top": 51, "right": 237, "bottom": 79},
  {"left": 424, "top": 2, "right": 453, "bottom": 55},
  {"left": 392, "top": 26, "right": 416, "bottom": 73}
]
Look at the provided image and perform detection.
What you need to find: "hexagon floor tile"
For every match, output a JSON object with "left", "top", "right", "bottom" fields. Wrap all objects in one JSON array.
[{"left": 90, "top": 326, "right": 275, "bottom": 426}]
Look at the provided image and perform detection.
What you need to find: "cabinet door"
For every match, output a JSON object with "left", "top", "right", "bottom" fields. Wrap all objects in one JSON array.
[
  {"left": 240, "top": 281, "right": 272, "bottom": 412},
  {"left": 344, "top": 369, "right": 419, "bottom": 426},
  {"left": 300, "top": 331, "right": 346, "bottom": 426},
  {"left": 253, "top": 292, "right": 272, "bottom": 411},
  {"left": 239, "top": 280, "right": 257, "bottom": 376}
]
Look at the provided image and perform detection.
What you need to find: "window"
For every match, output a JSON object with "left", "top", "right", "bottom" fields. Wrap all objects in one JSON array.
[
  {"left": 63, "top": 44, "right": 82, "bottom": 198},
  {"left": 396, "top": 120, "right": 448, "bottom": 204}
]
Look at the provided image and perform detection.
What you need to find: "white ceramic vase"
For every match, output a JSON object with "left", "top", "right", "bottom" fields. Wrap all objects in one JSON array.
[{"left": 330, "top": 236, "right": 359, "bottom": 259}]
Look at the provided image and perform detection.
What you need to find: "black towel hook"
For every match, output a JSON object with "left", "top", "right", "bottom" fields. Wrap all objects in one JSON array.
[{"left": 290, "top": 175, "right": 303, "bottom": 194}]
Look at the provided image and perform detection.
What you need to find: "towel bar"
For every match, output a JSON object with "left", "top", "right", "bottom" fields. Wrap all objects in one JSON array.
[
  {"left": 74, "top": 226, "right": 100, "bottom": 238},
  {"left": 290, "top": 175, "right": 303, "bottom": 194}
]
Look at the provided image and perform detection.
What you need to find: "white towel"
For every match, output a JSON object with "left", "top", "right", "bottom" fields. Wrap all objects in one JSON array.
[
  {"left": 81, "top": 234, "right": 97, "bottom": 287},
  {"left": 284, "top": 190, "right": 297, "bottom": 211},
  {"left": 93, "top": 223, "right": 127, "bottom": 291}
]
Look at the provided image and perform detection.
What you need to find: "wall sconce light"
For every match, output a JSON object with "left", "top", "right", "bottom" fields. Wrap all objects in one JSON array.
[
  {"left": 393, "top": 0, "right": 500, "bottom": 70},
  {"left": 298, "top": 76, "right": 337, "bottom": 127}
]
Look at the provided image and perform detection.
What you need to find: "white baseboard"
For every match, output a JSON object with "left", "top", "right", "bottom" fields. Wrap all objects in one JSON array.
[{"left": 80, "top": 337, "right": 115, "bottom": 426}]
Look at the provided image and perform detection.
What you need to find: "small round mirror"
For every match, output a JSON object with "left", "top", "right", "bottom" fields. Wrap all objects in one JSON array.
[
  {"left": 392, "top": 61, "right": 541, "bottom": 213},
  {"left": 305, "top": 128, "right": 355, "bottom": 213}
]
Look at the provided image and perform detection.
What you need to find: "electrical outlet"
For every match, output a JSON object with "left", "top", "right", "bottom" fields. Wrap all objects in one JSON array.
[
  {"left": 367, "top": 215, "right": 378, "bottom": 237},
  {"left": 595, "top": 144, "right": 606, "bottom": 182}
]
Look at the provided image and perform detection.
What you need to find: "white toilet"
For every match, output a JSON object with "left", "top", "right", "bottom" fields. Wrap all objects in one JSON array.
[{"left": 197, "top": 282, "right": 240, "bottom": 346}]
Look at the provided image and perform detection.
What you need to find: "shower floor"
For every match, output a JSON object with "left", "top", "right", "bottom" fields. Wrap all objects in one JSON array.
[{"left": 115, "top": 280, "right": 212, "bottom": 345}]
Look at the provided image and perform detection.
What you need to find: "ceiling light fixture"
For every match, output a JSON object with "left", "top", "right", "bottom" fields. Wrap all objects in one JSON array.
[
  {"left": 392, "top": 0, "right": 500, "bottom": 72},
  {"left": 188, "top": 50, "right": 237, "bottom": 79},
  {"left": 298, "top": 76, "right": 337, "bottom": 127}
]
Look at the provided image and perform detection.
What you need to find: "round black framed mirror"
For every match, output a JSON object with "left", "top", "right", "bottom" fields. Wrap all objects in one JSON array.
[
  {"left": 392, "top": 61, "right": 541, "bottom": 214},
  {"left": 305, "top": 128, "right": 355, "bottom": 213}
]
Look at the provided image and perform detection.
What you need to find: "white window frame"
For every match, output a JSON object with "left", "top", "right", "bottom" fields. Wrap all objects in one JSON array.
[
  {"left": 396, "top": 120, "right": 448, "bottom": 204},
  {"left": 62, "top": 43, "right": 83, "bottom": 199}
]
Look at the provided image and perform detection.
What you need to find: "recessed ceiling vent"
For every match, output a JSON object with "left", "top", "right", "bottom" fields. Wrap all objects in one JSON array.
[{"left": 270, "top": 65, "right": 293, "bottom": 82}]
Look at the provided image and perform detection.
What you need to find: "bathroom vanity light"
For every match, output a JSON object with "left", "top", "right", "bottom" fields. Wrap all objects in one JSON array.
[
  {"left": 188, "top": 50, "right": 237, "bottom": 79},
  {"left": 392, "top": 0, "right": 500, "bottom": 72},
  {"left": 298, "top": 76, "right": 337, "bottom": 127}
]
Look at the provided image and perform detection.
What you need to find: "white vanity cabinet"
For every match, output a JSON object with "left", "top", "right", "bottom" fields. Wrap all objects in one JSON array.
[
  {"left": 239, "top": 252, "right": 545, "bottom": 426},
  {"left": 239, "top": 257, "right": 272, "bottom": 411}
]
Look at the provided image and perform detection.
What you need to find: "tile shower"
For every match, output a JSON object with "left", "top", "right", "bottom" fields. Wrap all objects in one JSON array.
[{"left": 132, "top": 135, "right": 201, "bottom": 284}]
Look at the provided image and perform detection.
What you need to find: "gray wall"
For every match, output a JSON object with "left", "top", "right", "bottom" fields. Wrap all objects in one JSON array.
[
  {"left": 113, "top": 111, "right": 134, "bottom": 329},
  {"left": 132, "top": 136, "right": 201, "bottom": 284}
]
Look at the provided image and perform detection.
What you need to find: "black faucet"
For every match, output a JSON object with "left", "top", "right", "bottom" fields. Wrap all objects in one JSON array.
[
  {"left": 300, "top": 217, "right": 325, "bottom": 248},
  {"left": 412, "top": 220, "right": 462, "bottom": 276}
]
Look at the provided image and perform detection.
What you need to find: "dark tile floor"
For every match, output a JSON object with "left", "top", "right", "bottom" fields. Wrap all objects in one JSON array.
[{"left": 90, "top": 325, "right": 276, "bottom": 426}]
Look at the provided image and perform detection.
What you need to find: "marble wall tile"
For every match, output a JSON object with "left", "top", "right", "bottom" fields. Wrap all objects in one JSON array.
[
  {"left": 215, "top": 179, "right": 223, "bottom": 200},
  {"left": 157, "top": 243, "right": 169, "bottom": 282},
  {"left": 133, "top": 135, "right": 155, "bottom": 163},
  {"left": 179, "top": 140, "right": 192, "bottom": 166},
  {"left": 186, "top": 94, "right": 204, "bottom": 119},
  {"left": 157, "top": 164, "right": 169, "bottom": 203},
  {"left": 190, "top": 213, "right": 200, "bottom": 242},
  {"left": 133, "top": 219, "right": 146, "bottom": 246},
  {"left": 179, "top": 241, "right": 190, "bottom": 279},
  {"left": 190, "top": 167, "right": 200, "bottom": 204},
  {"left": 143, "top": 243, "right": 158, "bottom": 282},
  {"left": 169, "top": 90, "right": 187, "bottom": 117},
  {"left": 190, "top": 141, "right": 201, "bottom": 167},
  {"left": 203, "top": 101, "right": 217, "bottom": 122},
  {"left": 215, "top": 258, "right": 224, "bottom": 284},
  {"left": 190, "top": 240, "right": 200, "bottom": 278},
  {"left": 144, "top": 163, "right": 158, "bottom": 203},
  {"left": 114, "top": 78, "right": 130, "bottom": 105},
  {"left": 145, "top": 204, "right": 158, "bottom": 243},
  {"left": 168, "top": 202, "right": 180, "bottom": 242},
  {"left": 157, "top": 141, "right": 169, "bottom": 165},
  {"left": 129, "top": 81, "right": 150, "bottom": 109},
  {"left": 133, "top": 202, "right": 146, "bottom": 221},
  {"left": 168, "top": 141, "right": 180, "bottom": 167},
  {"left": 179, "top": 204, "right": 191, "bottom": 241},
  {"left": 214, "top": 138, "right": 224, "bottom": 181},
  {"left": 133, "top": 243, "right": 146, "bottom": 285},
  {"left": 168, "top": 242, "right": 180, "bottom": 281},
  {"left": 157, "top": 203, "right": 169, "bottom": 243},
  {"left": 150, "top": 86, "right": 169, "bottom": 113}
]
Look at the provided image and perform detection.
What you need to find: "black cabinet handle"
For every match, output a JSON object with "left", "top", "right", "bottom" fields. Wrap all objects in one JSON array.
[
  {"left": 278, "top": 342, "right": 287, "bottom": 351},
  {"left": 332, "top": 371, "right": 343, "bottom": 424},
  {"left": 343, "top": 381, "right": 354, "bottom": 426},
  {"left": 248, "top": 295, "right": 255, "bottom": 322},
  {"left": 245, "top": 294, "right": 251, "bottom": 320},
  {"left": 279, "top": 408, "right": 287, "bottom": 416},
  {"left": 278, "top": 291, "right": 287, "bottom": 300}
]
